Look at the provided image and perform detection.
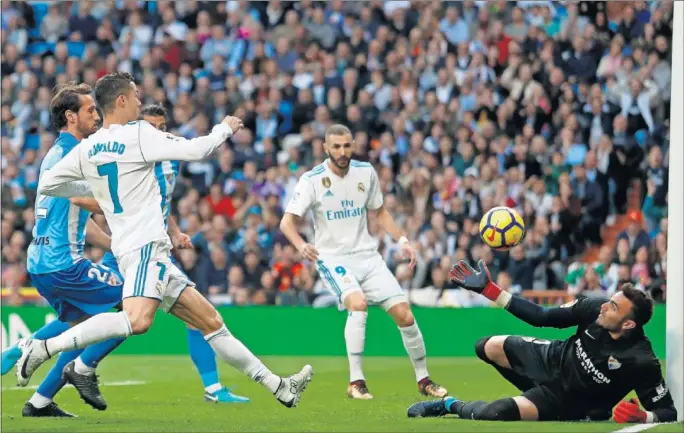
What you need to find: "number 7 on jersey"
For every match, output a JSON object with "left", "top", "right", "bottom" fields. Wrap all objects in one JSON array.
[{"left": 97, "top": 162, "right": 123, "bottom": 214}]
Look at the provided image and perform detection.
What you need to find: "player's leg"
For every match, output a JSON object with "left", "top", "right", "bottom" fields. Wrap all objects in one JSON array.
[
  {"left": 316, "top": 258, "right": 372, "bottom": 399},
  {"left": 59, "top": 252, "right": 169, "bottom": 409},
  {"left": 363, "top": 256, "right": 447, "bottom": 397},
  {"left": 412, "top": 384, "right": 575, "bottom": 421},
  {"left": 172, "top": 253, "right": 248, "bottom": 403},
  {"left": 2, "top": 320, "right": 70, "bottom": 375},
  {"left": 407, "top": 394, "right": 538, "bottom": 421},
  {"left": 15, "top": 252, "right": 157, "bottom": 386},
  {"left": 169, "top": 284, "right": 312, "bottom": 408},
  {"left": 22, "top": 349, "right": 83, "bottom": 418},
  {"left": 186, "top": 324, "right": 249, "bottom": 403},
  {"left": 475, "top": 335, "right": 557, "bottom": 391},
  {"left": 342, "top": 291, "right": 373, "bottom": 399},
  {"left": 62, "top": 336, "right": 126, "bottom": 410}
]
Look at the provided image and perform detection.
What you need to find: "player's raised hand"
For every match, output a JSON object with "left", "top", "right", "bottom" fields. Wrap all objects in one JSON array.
[
  {"left": 222, "top": 115, "right": 244, "bottom": 133},
  {"left": 298, "top": 243, "right": 319, "bottom": 262},
  {"left": 449, "top": 259, "right": 511, "bottom": 305},
  {"left": 449, "top": 260, "right": 492, "bottom": 294},
  {"left": 400, "top": 242, "right": 417, "bottom": 270},
  {"left": 172, "top": 233, "right": 193, "bottom": 250}
]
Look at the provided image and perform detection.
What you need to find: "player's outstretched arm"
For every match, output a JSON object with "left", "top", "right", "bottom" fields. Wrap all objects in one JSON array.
[
  {"left": 38, "top": 145, "right": 93, "bottom": 198},
  {"left": 449, "top": 260, "right": 588, "bottom": 329},
  {"left": 137, "top": 116, "right": 243, "bottom": 163}
]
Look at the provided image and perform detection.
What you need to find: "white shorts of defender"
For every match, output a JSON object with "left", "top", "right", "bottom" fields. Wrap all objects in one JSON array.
[
  {"left": 315, "top": 250, "right": 407, "bottom": 311},
  {"left": 119, "top": 241, "right": 194, "bottom": 313}
]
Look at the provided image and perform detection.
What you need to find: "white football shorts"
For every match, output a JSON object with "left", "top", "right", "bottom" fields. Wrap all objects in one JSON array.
[
  {"left": 119, "top": 240, "right": 194, "bottom": 313},
  {"left": 315, "top": 250, "right": 407, "bottom": 311}
]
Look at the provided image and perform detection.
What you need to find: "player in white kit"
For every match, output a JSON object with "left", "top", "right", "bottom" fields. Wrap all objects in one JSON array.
[
  {"left": 280, "top": 124, "right": 447, "bottom": 399},
  {"left": 16, "top": 72, "right": 313, "bottom": 409}
]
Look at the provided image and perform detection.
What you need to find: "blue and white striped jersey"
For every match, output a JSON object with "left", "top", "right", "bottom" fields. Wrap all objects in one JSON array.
[
  {"left": 154, "top": 160, "right": 180, "bottom": 228},
  {"left": 27, "top": 132, "right": 91, "bottom": 274}
]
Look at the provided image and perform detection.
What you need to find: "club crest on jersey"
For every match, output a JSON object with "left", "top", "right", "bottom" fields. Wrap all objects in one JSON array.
[
  {"left": 358, "top": 182, "right": 365, "bottom": 192},
  {"left": 107, "top": 273, "right": 122, "bottom": 286},
  {"left": 322, "top": 177, "right": 331, "bottom": 188},
  {"left": 607, "top": 355, "right": 621, "bottom": 370}
]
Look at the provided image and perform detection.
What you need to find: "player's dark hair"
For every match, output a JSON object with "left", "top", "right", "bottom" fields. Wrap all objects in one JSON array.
[
  {"left": 325, "top": 124, "right": 352, "bottom": 142},
  {"left": 621, "top": 283, "right": 654, "bottom": 327},
  {"left": 50, "top": 82, "right": 93, "bottom": 130},
  {"left": 140, "top": 104, "right": 167, "bottom": 118},
  {"left": 94, "top": 72, "right": 135, "bottom": 113}
]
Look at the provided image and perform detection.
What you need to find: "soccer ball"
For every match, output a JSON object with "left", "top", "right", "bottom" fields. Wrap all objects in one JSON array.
[{"left": 479, "top": 206, "right": 526, "bottom": 251}]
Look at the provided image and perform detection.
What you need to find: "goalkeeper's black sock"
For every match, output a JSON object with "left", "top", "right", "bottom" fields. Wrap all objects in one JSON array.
[{"left": 450, "top": 398, "right": 521, "bottom": 421}]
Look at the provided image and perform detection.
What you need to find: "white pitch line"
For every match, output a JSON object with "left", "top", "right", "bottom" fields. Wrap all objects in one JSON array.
[
  {"left": 2, "top": 380, "right": 146, "bottom": 391},
  {"left": 612, "top": 423, "right": 663, "bottom": 433}
]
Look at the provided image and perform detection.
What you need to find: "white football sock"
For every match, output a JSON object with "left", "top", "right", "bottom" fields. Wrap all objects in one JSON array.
[
  {"left": 205, "top": 383, "right": 223, "bottom": 394},
  {"left": 45, "top": 312, "right": 132, "bottom": 357},
  {"left": 28, "top": 393, "right": 52, "bottom": 409},
  {"left": 399, "top": 323, "right": 429, "bottom": 382},
  {"left": 345, "top": 311, "right": 367, "bottom": 382},
  {"left": 74, "top": 356, "right": 96, "bottom": 376},
  {"left": 205, "top": 325, "right": 281, "bottom": 393}
]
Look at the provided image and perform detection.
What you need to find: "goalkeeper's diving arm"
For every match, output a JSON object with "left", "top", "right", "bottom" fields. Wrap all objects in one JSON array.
[{"left": 450, "top": 261, "right": 585, "bottom": 329}]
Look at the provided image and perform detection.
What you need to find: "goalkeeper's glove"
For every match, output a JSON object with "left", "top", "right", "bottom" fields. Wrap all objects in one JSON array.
[
  {"left": 613, "top": 398, "right": 650, "bottom": 424},
  {"left": 448, "top": 260, "right": 512, "bottom": 307}
]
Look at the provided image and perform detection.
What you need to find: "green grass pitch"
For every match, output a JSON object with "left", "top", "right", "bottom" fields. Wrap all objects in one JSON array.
[{"left": 2, "top": 356, "right": 682, "bottom": 432}]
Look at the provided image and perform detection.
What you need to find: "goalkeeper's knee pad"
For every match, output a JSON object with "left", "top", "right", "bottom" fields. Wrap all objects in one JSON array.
[
  {"left": 475, "top": 336, "right": 492, "bottom": 362},
  {"left": 477, "top": 398, "right": 521, "bottom": 421}
]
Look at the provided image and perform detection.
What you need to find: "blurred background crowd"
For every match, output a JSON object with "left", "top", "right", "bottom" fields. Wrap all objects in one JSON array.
[{"left": 1, "top": 0, "right": 673, "bottom": 308}]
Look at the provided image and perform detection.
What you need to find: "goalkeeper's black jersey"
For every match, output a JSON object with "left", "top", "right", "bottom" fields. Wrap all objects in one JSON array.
[{"left": 508, "top": 296, "right": 677, "bottom": 422}]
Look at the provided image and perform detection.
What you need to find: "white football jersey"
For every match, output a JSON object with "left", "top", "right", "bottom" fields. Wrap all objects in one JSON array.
[
  {"left": 38, "top": 120, "right": 233, "bottom": 258},
  {"left": 285, "top": 159, "right": 383, "bottom": 256}
]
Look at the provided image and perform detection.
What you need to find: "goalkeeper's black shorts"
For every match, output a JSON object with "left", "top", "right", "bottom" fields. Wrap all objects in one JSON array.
[{"left": 502, "top": 336, "right": 611, "bottom": 422}]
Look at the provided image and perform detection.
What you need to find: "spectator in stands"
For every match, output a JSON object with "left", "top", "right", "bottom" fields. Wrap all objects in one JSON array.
[
  {"left": 0, "top": 1, "right": 673, "bottom": 308},
  {"left": 617, "top": 211, "right": 651, "bottom": 254}
]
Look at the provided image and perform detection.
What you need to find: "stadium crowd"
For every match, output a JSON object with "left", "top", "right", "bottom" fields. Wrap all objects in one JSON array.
[{"left": 0, "top": 1, "right": 673, "bottom": 308}]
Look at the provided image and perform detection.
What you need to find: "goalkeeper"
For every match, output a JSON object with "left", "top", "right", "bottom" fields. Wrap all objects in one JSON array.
[{"left": 407, "top": 260, "right": 677, "bottom": 423}]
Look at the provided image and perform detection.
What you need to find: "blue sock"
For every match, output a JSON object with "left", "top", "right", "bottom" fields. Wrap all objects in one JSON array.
[
  {"left": 187, "top": 328, "right": 219, "bottom": 390},
  {"left": 32, "top": 320, "right": 70, "bottom": 340},
  {"left": 80, "top": 337, "right": 126, "bottom": 368},
  {"left": 36, "top": 349, "right": 83, "bottom": 399}
]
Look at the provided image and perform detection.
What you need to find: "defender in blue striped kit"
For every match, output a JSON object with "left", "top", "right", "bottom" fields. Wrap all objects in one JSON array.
[{"left": 13, "top": 83, "right": 126, "bottom": 418}]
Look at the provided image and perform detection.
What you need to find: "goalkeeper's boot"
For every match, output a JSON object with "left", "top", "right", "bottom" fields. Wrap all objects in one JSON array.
[
  {"left": 22, "top": 401, "right": 76, "bottom": 418},
  {"left": 16, "top": 338, "right": 51, "bottom": 387},
  {"left": 407, "top": 397, "right": 456, "bottom": 418},
  {"left": 204, "top": 387, "right": 250, "bottom": 403},
  {"left": 274, "top": 364, "right": 313, "bottom": 408},
  {"left": 418, "top": 377, "right": 448, "bottom": 398},
  {"left": 2, "top": 343, "right": 22, "bottom": 375},
  {"left": 62, "top": 361, "right": 107, "bottom": 410},
  {"left": 347, "top": 380, "right": 374, "bottom": 400}
]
